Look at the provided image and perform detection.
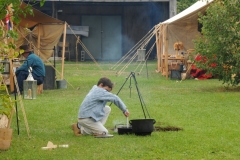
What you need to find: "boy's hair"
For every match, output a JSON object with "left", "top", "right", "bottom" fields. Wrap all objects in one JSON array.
[{"left": 97, "top": 77, "right": 113, "bottom": 89}]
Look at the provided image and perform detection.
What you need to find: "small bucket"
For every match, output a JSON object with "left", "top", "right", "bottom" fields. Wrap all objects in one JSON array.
[
  {"left": 115, "top": 124, "right": 133, "bottom": 135},
  {"left": 0, "top": 128, "right": 13, "bottom": 150},
  {"left": 56, "top": 79, "right": 67, "bottom": 89}
]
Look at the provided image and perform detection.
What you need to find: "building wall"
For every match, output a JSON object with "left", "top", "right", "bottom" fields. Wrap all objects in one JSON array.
[{"left": 34, "top": 2, "right": 170, "bottom": 60}]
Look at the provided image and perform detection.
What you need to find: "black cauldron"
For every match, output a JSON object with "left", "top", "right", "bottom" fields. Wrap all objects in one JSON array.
[{"left": 129, "top": 119, "right": 156, "bottom": 136}]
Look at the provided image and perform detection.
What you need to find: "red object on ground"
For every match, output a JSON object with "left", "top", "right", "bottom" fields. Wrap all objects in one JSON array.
[{"left": 190, "top": 55, "right": 212, "bottom": 80}]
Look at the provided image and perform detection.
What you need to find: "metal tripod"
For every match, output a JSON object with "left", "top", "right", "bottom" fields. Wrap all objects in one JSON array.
[{"left": 115, "top": 72, "right": 151, "bottom": 119}]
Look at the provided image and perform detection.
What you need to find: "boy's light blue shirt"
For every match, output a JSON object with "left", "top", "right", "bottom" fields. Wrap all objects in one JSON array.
[{"left": 78, "top": 85, "right": 127, "bottom": 121}]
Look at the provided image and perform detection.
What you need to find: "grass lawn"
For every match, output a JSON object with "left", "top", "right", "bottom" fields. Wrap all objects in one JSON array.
[{"left": 1, "top": 60, "right": 240, "bottom": 159}]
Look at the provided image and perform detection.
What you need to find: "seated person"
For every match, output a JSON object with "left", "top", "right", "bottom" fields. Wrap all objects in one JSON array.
[{"left": 15, "top": 45, "right": 45, "bottom": 93}]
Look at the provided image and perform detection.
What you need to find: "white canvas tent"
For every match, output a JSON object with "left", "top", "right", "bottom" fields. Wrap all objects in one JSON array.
[{"left": 155, "top": 0, "right": 213, "bottom": 78}]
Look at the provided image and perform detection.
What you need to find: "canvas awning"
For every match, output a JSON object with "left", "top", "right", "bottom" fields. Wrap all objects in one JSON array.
[
  {"left": 19, "top": 2, "right": 63, "bottom": 28},
  {"left": 17, "top": 2, "right": 65, "bottom": 61}
]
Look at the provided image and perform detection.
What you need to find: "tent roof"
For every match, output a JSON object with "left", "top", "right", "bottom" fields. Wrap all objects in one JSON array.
[
  {"left": 19, "top": 2, "right": 64, "bottom": 28},
  {"left": 15, "top": 2, "right": 65, "bottom": 61},
  {"left": 162, "top": 0, "right": 213, "bottom": 24}
]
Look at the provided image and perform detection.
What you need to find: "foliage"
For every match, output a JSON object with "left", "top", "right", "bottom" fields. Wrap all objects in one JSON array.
[
  {"left": 0, "top": 0, "right": 45, "bottom": 118},
  {"left": 0, "top": 0, "right": 45, "bottom": 47},
  {"left": 177, "top": 0, "right": 198, "bottom": 13},
  {"left": 0, "top": 79, "right": 14, "bottom": 118},
  {"left": 194, "top": 0, "right": 240, "bottom": 86}
]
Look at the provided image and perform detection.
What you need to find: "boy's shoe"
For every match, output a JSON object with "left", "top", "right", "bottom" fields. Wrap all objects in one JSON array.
[
  {"left": 71, "top": 123, "right": 82, "bottom": 136},
  {"left": 94, "top": 132, "right": 113, "bottom": 138},
  {"left": 94, "top": 134, "right": 114, "bottom": 138}
]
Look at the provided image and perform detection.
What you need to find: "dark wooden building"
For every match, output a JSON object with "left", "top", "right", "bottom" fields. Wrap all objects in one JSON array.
[{"left": 30, "top": 0, "right": 176, "bottom": 61}]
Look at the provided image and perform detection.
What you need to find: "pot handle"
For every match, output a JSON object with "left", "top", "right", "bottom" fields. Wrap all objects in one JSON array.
[
  {"left": 153, "top": 119, "right": 156, "bottom": 124},
  {"left": 129, "top": 120, "right": 132, "bottom": 125}
]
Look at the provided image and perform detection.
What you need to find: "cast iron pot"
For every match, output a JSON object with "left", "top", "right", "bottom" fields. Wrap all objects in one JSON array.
[{"left": 129, "top": 119, "right": 156, "bottom": 136}]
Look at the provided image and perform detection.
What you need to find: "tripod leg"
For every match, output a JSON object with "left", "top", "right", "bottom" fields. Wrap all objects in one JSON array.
[
  {"left": 110, "top": 72, "right": 133, "bottom": 106},
  {"left": 146, "top": 59, "right": 149, "bottom": 79},
  {"left": 115, "top": 72, "right": 132, "bottom": 96},
  {"left": 131, "top": 72, "right": 151, "bottom": 119},
  {"left": 129, "top": 76, "right": 132, "bottom": 98}
]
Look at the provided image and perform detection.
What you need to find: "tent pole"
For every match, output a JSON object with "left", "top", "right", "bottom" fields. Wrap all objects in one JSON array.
[
  {"left": 155, "top": 24, "right": 161, "bottom": 72},
  {"left": 164, "top": 24, "right": 169, "bottom": 80},
  {"left": 160, "top": 25, "right": 163, "bottom": 73},
  {"left": 61, "top": 22, "right": 67, "bottom": 80},
  {"left": 7, "top": 3, "right": 15, "bottom": 93},
  {"left": 37, "top": 24, "right": 41, "bottom": 56}
]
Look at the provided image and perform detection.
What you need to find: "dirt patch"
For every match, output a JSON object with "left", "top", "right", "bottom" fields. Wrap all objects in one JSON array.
[{"left": 154, "top": 126, "right": 183, "bottom": 132}]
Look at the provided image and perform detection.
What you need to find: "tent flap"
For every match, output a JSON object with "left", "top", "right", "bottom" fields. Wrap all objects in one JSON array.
[
  {"left": 17, "top": 2, "right": 65, "bottom": 61},
  {"left": 32, "top": 24, "right": 64, "bottom": 61}
]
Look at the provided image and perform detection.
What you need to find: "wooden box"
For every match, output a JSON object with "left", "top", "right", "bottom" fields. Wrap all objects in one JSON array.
[
  {"left": 0, "top": 128, "right": 13, "bottom": 150},
  {"left": 168, "top": 62, "right": 183, "bottom": 71}
]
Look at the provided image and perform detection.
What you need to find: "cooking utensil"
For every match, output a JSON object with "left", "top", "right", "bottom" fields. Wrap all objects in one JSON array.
[{"left": 129, "top": 119, "right": 156, "bottom": 136}]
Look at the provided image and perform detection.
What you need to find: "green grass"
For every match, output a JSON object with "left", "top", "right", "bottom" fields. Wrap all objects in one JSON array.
[{"left": 1, "top": 60, "right": 240, "bottom": 159}]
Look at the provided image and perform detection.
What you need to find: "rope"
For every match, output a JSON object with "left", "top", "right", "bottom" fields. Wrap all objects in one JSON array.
[
  {"left": 133, "top": 42, "right": 155, "bottom": 74},
  {"left": 138, "top": 42, "right": 156, "bottom": 74},
  {"left": 16, "top": 27, "right": 75, "bottom": 88},
  {"left": 66, "top": 23, "right": 103, "bottom": 71},
  {"left": 111, "top": 26, "right": 155, "bottom": 71},
  {"left": 133, "top": 32, "right": 157, "bottom": 73},
  {"left": 114, "top": 27, "right": 155, "bottom": 71},
  {"left": 115, "top": 36, "right": 153, "bottom": 75},
  {"left": 116, "top": 51, "right": 139, "bottom": 76},
  {"left": 115, "top": 26, "right": 157, "bottom": 76},
  {"left": 9, "top": 60, "right": 31, "bottom": 139}
]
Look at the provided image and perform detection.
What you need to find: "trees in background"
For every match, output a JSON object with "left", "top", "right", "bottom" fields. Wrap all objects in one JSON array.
[
  {"left": 0, "top": 0, "right": 45, "bottom": 58},
  {"left": 177, "top": 0, "right": 198, "bottom": 13},
  {"left": 194, "top": 0, "right": 240, "bottom": 86}
]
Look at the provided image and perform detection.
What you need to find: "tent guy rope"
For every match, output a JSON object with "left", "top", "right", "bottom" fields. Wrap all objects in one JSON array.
[
  {"left": 15, "top": 26, "right": 75, "bottom": 89},
  {"left": 112, "top": 26, "right": 157, "bottom": 76},
  {"left": 111, "top": 27, "right": 155, "bottom": 71},
  {"left": 66, "top": 23, "right": 102, "bottom": 71}
]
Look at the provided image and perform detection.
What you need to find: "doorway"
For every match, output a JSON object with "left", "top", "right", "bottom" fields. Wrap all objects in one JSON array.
[{"left": 81, "top": 15, "right": 122, "bottom": 61}]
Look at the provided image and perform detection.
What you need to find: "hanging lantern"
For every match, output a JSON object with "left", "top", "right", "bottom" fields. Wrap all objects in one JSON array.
[
  {"left": 1, "top": 58, "right": 10, "bottom": 74},
  {"left": 23, "top": 67, "right": 37, "bottom": 99}
]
